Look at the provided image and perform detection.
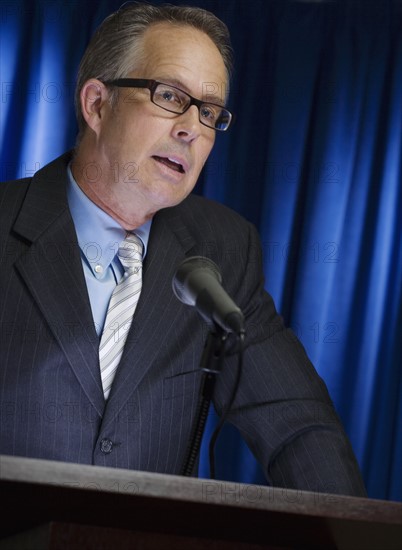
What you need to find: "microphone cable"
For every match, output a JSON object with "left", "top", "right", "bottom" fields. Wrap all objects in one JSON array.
[{"left": 208, "top": 331, "right": 245, "bottom": 479}]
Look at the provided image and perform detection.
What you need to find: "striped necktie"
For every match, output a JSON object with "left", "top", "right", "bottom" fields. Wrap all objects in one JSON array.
[{"left": 99, "top": 233, "right": 143, "bottom": 400}]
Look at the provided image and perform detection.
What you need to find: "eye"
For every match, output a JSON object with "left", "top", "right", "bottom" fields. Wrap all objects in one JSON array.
[
  {"left": 161, "top": 90, "right": 177, "bottom": 102},
  {"left": 200, "top": 105, "right": 218, "bottom": 121},
  {"left": 155, "top": 86, "right": 186, "bottom": 107}
]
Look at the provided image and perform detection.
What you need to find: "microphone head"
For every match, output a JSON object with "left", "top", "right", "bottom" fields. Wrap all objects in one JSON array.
[
  {"left": 172, "top": 256, "right": 222, "bottom": 306},
  {"left": 172, "top": 256, "right": 245, "bottom": 335}
]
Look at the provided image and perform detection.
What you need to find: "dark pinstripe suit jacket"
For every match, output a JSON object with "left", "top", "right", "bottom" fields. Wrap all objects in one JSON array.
[{"left": 0, "top": 152, "right": 366, "bottom": 496}]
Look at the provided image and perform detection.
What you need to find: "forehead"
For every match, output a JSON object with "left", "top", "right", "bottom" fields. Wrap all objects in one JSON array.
[{"left": 134, "top": 23, "right": 228, "bottom": 102}]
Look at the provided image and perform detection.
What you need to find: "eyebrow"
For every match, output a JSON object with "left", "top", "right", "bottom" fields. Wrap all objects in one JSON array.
[{"left": 155, "top": 76, "right": 226, "bottom": 106}]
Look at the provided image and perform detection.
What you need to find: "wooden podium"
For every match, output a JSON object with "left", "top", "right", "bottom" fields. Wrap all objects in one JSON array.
[{"left": 0, "top": 455, "right": 401, "bottom": 549}]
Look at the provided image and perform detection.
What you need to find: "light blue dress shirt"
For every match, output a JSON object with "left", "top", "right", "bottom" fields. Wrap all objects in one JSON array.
[{"left": 66, "top": 165, "right": 152, "bottom": 336}]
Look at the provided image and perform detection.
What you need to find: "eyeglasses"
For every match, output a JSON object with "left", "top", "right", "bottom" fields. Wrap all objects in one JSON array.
[{"left": 103, "top": 78, "right": 233, "bottom": 132}]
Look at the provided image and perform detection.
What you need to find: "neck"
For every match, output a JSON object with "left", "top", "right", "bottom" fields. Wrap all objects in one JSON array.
[{"left": 71, "top": 144, "right": 155, "bottom": 230}]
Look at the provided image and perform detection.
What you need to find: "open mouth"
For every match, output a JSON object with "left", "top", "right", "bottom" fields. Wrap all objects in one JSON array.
[{"left": 152, "top": 155, "right": 185, "bottom": 174}]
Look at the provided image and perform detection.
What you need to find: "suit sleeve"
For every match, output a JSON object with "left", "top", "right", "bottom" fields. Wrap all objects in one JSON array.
[{"left": 212, "top": 221, "right": 367, "bottom": 497}]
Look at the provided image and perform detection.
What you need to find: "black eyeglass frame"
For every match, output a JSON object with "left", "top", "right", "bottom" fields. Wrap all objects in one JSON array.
[{"left": 103, "top": 78, "right": 233, "bottom": 132}]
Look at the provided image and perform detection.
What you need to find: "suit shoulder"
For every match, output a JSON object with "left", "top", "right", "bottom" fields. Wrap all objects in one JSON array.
[
  {"left": 176, "top": 193, "right": 251, "bottom": 233},
  {"left": 0, "top": 177, "right": 31, "bottom": 193},
  {"left": 0, "top": 178, "right": 32, "bottom": 234},
  {"left": 0, "top": 177, "right": 31, "bottom": 207}
]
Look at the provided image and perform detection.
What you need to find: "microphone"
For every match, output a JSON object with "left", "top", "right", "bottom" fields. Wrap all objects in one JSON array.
[{"left": 172, "top": 256, "right": 245, "bottom": 335}]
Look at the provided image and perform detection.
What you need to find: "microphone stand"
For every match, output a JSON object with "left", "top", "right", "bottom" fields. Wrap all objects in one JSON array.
[{"left": 180, "top": 328, "right": 228, "bottom": 477}]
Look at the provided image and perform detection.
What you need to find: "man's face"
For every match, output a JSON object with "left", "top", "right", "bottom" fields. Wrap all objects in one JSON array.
[{"left": 84, "top": 23, "right": 228, "bottom": 228}]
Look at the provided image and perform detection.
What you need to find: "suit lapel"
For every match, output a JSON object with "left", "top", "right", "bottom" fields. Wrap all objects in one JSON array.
[
  {"left": 102, "top": 206, "right": 197, "bottom": 428},
  {"left": 12, "top": 153, "right": 105, "bottom": 417}
]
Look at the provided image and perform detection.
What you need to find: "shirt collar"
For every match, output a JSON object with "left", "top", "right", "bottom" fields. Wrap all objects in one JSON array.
[{"left": 66, "top": 163, "right": 152, "bottom": 279}]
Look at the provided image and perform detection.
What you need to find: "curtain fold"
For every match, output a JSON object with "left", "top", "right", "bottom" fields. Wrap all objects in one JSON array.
[{"left": 1, "top": 0, "right": 400, "bottom": 501}]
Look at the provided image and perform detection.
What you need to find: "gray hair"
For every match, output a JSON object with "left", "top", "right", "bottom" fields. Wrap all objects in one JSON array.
[{"left": 74, "top": 2, "right": 233, "bottom": 138}]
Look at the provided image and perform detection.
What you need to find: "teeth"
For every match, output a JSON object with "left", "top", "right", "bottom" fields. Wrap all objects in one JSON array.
[{"left": 153, "top": 155, "right": 185, "bottom": 173}]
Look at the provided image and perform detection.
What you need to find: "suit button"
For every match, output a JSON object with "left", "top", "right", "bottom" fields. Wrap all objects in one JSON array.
[{"left": 100, "top": 438, "right": 113, "bottom": 454}]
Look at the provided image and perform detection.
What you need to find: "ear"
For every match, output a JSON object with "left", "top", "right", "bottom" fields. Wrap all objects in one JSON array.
[{"left": 79, "top": 79, "right": 111, "bottom": 135}]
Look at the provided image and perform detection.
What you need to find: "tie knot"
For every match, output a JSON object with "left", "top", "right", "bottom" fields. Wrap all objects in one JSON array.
[{"left": 118, "top": 233, "right": 143, "bottom": 273}]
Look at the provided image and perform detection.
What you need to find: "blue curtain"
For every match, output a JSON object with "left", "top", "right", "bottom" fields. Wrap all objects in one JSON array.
[{"left": 1, "top": 0, "right": 401, "bottom": 501}]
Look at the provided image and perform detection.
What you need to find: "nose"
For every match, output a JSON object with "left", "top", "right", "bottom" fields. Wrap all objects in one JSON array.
[{"left": 171, "top": 105, "right": 202, "bottom": 142}]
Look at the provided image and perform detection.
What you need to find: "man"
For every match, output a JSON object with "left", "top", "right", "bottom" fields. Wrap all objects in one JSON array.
[{"left": 0, "top": 3, "right": 366, "bottom": 496}]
